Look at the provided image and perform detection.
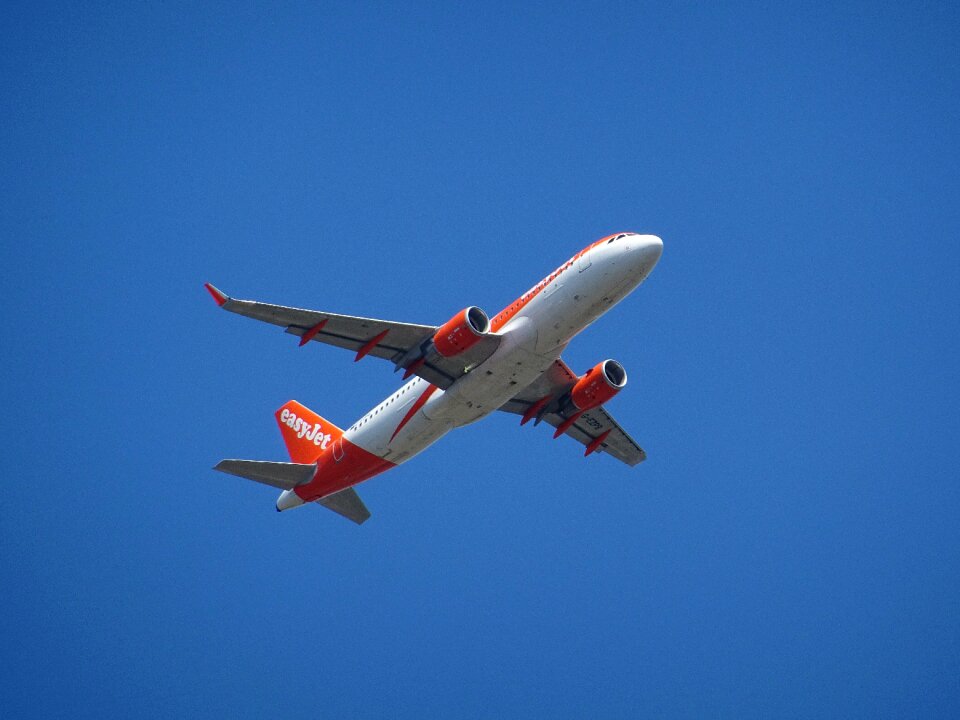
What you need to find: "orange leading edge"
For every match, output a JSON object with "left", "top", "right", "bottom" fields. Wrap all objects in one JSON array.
[{"left": 207, "top": 232, "right": 663, "bottom": 524}]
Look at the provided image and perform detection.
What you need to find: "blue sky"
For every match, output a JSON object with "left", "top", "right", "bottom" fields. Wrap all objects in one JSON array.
[{"left": 2, "top": 2, "right": 959, "bottom": 717}]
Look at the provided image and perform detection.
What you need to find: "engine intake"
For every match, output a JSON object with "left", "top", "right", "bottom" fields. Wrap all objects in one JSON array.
[
  {"left": 433, "top": 306, "right": 490, "bottom": 357},
  {"left": 570, "top": 359, "right": 627, "bottom": 411}
]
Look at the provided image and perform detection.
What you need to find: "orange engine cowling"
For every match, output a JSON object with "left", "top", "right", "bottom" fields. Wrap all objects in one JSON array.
[
  {"left": 570, "top": 359, "right": 627, "bottom": 410},
  {"left": 433, "top": 307, "right": 490, "bottom": 357}
]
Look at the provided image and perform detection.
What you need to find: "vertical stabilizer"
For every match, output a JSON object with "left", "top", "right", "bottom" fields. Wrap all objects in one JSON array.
[{"left": 275, "top": 400, "right": 344, "bottom": 464}]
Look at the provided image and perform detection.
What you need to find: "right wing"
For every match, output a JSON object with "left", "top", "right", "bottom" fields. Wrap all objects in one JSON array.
[
  {"left": 498, "top": 359, "right": 647, "bottom": 466},
  {"left": 204, "top": 284, "right": 499, "bottom": 390}
]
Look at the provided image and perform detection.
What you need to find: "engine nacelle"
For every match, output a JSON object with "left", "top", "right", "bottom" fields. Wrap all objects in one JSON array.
[
  {"left": 433, "top": 306, "right": 490, "bottom": 357},
  {"left": 570, "top": 359, "right": 627, "bottom": 411}
]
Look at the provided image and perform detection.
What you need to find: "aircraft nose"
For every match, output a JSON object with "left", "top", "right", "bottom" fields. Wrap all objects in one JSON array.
[
  {"left": 637, "top": 234, "right": 663, "bottom": 260},
  {"left": 627, "top": 234, "right": 663, "bottom": 271}
]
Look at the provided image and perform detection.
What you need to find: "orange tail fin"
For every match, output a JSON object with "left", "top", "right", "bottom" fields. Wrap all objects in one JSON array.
[{"left": 275, "top": 400, "right": 344, "bottom": 464}]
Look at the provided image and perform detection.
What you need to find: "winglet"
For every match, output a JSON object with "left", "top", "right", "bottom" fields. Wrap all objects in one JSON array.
[{"left": 204, "top": 283, "right": 228, "bottom": 307}]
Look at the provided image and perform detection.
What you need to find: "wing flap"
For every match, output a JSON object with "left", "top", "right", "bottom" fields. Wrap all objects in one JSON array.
[
  {"left": 499, "top": 359, "right": 647, "bottom": 467},
  {"left": 219, "top": 295, "right": 434, "bottom": 363},
  {"left": 207, "top": 286, "right": 500, "bottom": 389},
  {"left": 560, "top": 406, "right": 646, "bottom": 466}
]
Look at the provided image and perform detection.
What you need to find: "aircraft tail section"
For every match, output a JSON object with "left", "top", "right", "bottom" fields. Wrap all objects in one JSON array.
[
  {"left": 214, "top": 459, "right": 316, "bottom": 490},
  {"left": 275, "top": 400, "right": 344, "bottom": 464},
  {"left": 213, "top": 400, "right": 371, "bottom": 523}
]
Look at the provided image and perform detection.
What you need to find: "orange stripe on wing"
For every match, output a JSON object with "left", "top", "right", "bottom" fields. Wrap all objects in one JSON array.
[
  {"left": 355, "top": 329, "right": 389, "bottom": 362},
  {"left": 299, "top": 319, "right": 328, "bottom": 346}
]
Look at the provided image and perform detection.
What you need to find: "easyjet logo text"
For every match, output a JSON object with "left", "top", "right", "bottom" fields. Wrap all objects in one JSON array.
[{"left": 280, "top": 408, "right": 332, "bottom": 449}]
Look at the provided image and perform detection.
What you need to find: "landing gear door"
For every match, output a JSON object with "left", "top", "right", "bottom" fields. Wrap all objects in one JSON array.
[{"left": 333, "top": 438, "right": 345, "bottom": 463}]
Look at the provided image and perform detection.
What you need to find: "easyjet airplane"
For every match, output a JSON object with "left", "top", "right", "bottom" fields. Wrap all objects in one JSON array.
[{"left": 206, "top": 232, "right": 663, "bottom": 524}]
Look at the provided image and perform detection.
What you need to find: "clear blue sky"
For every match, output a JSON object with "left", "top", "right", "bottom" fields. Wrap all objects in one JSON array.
[{"left": 2, "top": 2, "right": 958, "bottom": 717}]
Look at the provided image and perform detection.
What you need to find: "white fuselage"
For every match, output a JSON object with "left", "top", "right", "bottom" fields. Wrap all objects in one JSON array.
[{"left": 342, "top": 233, "right": 663, "bottom": 467}]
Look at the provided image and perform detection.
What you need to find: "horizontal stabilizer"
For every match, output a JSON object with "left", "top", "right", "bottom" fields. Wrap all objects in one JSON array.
[
  {"left": 214, "top": 460, "right": 316, "bottom": 490},
  {"left": 316, "top": 487, "right": 371, "bottom": 525},
  {"left": 275, "top": 400, "right": 343, "bottom": 464}
]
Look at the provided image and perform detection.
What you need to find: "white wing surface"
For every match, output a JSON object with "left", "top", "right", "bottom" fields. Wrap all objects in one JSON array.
[
  {"left": 205, "top": 284, "right": 500, "bottom": 389},
  {"left": 499, "top": 359, "right": 647, "bottom": 466}
]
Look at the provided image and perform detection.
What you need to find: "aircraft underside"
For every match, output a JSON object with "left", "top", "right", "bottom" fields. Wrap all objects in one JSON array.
[{"left": 209, "top": 232, "right": 663, "bottom": 523}]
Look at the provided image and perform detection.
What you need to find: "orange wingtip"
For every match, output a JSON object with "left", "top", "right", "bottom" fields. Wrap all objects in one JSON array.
[{"left": 204, "top": 283, "right": 228, "bottom": 306}]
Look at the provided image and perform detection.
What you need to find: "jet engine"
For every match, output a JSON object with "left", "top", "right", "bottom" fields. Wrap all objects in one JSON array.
[
  {"left": 570, "top": 359, "right": 627, "bottom": 411},
  {"left": 433, "top": 306, "right": 491, "bottom": 357}
]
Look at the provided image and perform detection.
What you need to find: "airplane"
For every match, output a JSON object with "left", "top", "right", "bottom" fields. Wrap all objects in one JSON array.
[{"left": 206, "top": 232, "right": 663, "bottom": 524}]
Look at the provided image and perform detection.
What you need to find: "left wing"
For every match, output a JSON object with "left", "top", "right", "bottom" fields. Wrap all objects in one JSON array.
[
  {"left": 204, "top": 284, "right": 500, "bottom": 390},
  {"left": 499, "top": 359, "right": 647, "bottom": 466}
]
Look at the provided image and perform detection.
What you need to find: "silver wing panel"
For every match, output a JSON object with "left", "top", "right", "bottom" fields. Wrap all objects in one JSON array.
[
  {"left": 316, "top": 487, "right": 371, "bottom": 525},
  {"left": 221, "top": 296, "right": 432, "bottom": 361},
  {"left": 211, "top": 288, "right": 500, "bottom": 389},
  {"left": 561, "top": 406, "right": 647, "bottom": 466},
  {"left": 499, "top": 359, "right": 647, "bottom": 467},
  {"left": 213, "top": 459, "right": 317, "bottom": 490}
]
